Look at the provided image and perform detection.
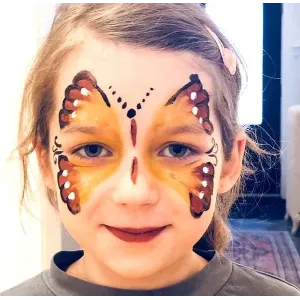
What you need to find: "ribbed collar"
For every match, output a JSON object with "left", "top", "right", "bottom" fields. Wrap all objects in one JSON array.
[{"left": 42, "top": 248, "right": 232, "bottom": 296}]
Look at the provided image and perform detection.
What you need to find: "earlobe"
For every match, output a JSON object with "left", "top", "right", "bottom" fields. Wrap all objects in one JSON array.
[
  {"left": 218, "top": 130, "right": 247, "bottom": 194},
  {"left": 35, "top": 139, "right": 56, "bottom": 191}
]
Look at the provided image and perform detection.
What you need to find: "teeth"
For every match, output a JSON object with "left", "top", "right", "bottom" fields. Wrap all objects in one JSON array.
[
  {"left": 73, "top": 100, "right": 79, "bottom": 107},
  {"left": 199, "top": 117, "right": 203, "bottom": 124},
  {"left": 199, "top": 191, "right": 205, "bottom": 199},
  {"left": 64, "top": 181, "right": 70, "bottom": 189},
  {"left": 192, "top": 106, "right": 198, "bottom": 115},
  {"left": 202, "top": 180, "right": 208, "bottom": 188},
  {"left": 71, "top": 111, "right": 77, "bottom": 118},
  {"left": 62, "top": 170, "right": 68, "bottom": 177},
  {"left": 68, "top": 192, "right": 75, "bottom": 201},
  {"left": 81, "top": 88, "right": 89, "bottom": 96},
  {"left": 190, "top": 92, "right": 197, "bottom": 100},
  {"left": 203, "top": 167, "right": 209, "bottom": 174}
]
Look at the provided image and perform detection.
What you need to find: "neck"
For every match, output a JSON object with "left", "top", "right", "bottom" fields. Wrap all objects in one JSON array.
[{"left": 67, "top": 250, "right": 208, "bottom": 290}]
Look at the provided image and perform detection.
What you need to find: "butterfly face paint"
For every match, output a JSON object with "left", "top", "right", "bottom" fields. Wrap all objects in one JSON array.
[
  {"left": 52, "top": 71, "right": 217, "bottom": 218},
  {"left": 106, "top": 85, "right": 154, "bottom": 184},
  {"left": 166, "top": 74, "right": 214, "bottom": 135},
  {"left": 143, "top": 74, "right": 218, "bottom": 218},
  {"left": 108, "top": 85, "right": 154, "bottom": 119},
  {"left": 53, "top": 71, "right": 123, "bottom": 214}
]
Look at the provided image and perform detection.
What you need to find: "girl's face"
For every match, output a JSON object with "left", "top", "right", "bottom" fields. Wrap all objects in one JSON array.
[{"left": 47, "top": 33, "right": 228, "bottom": 278}]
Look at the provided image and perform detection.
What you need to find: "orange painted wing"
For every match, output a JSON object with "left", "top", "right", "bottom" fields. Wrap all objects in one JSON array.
[{"left": 56, "top": 71, "right": 122, "bottom": 214}]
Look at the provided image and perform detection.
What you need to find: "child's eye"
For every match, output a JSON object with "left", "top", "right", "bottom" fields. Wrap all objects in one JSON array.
[
  {"left": 73, "top": 144, "right": 112, "bottom": 159},
  {"left": 158, "top": 144, "right": 197, "bottom": 159}
]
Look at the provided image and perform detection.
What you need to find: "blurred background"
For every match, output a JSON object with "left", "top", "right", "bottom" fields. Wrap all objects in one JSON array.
[{"left": 1, "top": 2, "right": 300, "bottom": 291}]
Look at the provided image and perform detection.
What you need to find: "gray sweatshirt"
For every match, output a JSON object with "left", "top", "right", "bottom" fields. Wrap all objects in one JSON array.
[{"left": 1, "top": 248, "right": 300, "bottom": 296}]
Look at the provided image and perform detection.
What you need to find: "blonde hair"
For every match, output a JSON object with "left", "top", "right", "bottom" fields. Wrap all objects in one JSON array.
[{"left": 18, "top": 3, "right": 262, "bottom": 253}]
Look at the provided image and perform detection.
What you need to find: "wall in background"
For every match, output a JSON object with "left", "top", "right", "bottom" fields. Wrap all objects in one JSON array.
[
  {"left": 281, "top": 4, "right": 300, "bottom": 199},
  {"left": 0, "top": 3, "right": 62, "bottom": 292},
  {"left": 0, "top": 4, "right": 42, "bottom": 291},
  {"left": 207, "top": 3, "right": 263, "bottom": 126}
]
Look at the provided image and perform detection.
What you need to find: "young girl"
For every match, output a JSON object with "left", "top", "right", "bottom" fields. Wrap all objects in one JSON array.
[{"left": 2, "top": 3, "right": 299, "bottom": 296}]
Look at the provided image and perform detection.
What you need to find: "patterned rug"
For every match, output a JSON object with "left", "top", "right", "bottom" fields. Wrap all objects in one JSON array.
[{"left": 223, "top": 231, "right": 300, "bottom": 287}]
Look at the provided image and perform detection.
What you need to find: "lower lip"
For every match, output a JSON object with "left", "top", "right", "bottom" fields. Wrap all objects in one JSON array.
[{"left": 105, "top": 226, "right": 166, "bottom": 243}]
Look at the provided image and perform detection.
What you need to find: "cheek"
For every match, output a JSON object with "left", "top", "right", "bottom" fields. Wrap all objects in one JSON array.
[
  {"left": 144, "top": 156, "right": 218, "bottom": 219},
  {"left": 56, "top": 155, "right": 120, "bottom": 214},
  {"left": 167, "top": 188, "right": 216, "bottom": 248}
]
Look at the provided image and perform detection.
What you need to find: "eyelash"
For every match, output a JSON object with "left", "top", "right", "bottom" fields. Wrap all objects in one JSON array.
[
  {"left": 71, "top": 143, "right": 199, "bottom": 162},
  {"left": 158, "top": 143, "right": 199, "bottom": 160},
  {"left": 72, "top": 143, "right": 112, "bottom": 161}
]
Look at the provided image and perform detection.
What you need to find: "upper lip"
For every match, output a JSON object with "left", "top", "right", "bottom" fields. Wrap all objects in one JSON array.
[{"left": 105, "top": 225, "right": 167, "bottom": 234}]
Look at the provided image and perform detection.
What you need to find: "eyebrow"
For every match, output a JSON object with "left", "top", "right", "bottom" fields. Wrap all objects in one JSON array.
[
  {"left": 162, "top": 124, "right": 205, "bottom": 135},
  {"left": 61, "top": 124, "right": 101, "bottom": 135}
]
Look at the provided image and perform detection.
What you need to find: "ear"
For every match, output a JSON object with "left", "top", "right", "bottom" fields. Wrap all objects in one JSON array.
[
  {"left": 218, "top": 130, "right": 247, "bottom": 194},
  {"left": 35, "top": 138, "right": 56, "bottom": 191}
]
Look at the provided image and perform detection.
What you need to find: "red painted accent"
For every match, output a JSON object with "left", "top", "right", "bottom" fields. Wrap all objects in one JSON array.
[
  {"left": 131, "top": 157, "right": 138, "bottom": 184},
  {"left": 189, "top": 162, "right": 215, "bottom": 218},
  {"left": 130, "top": 119, "right": 137, "bottom": 147},
  {"left": 189, "top": 193, "right": 204, "bottom": 215},
  {"left": 57, "top": 155, "right": 81, "bottom": 214}
]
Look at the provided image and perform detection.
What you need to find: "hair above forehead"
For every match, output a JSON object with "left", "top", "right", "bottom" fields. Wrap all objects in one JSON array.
[{"left": 53, "top": 4, "right": 239, "bottom": 64}]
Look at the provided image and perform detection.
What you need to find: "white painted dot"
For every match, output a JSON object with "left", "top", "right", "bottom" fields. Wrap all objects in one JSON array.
[
  {"left": 192, "top": 106, "right": 198, "bottom": 115},
  {"left": 73, "top": 100, "right": 79, "bottom": 107},
  {"left": 190, "top": 92, "right": 197, "bottom": 100},
  {"left": 68, "top": 192, "right": 75, "bottom": 201},
  {"left": 64, "top": 181, "right": 71, "bottom": 189},
  {"left": 62, "top": 170, "right": 68, "bottom": 177},
  {"left": 199, "top": 117, "right": 203, "bottom": 124},
  {"left": 199, "top": 191, "right": 205, "bottom": 200},
  {"left": 81, "top": 88, "right": 89, "bottom": 96},
  {"left": 202, "top": 180, "right": 208, "bottom": 188},
  {"left": 203, "top": 167, "right": 209, "bottom": 174}
]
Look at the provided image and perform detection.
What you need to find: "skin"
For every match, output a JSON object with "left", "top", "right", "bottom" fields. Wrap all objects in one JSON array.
[{"left": 39, "top": 30, "right": 246, "bottom": 290}]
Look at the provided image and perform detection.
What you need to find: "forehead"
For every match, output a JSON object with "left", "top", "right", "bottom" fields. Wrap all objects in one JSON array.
[{"left": 54, "top": 34, "right": 215, "bottom": 127}]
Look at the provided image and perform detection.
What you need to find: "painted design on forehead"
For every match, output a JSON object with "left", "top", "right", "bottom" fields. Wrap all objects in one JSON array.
[
  {"left": 166, "top": 74, "right": 214, "bottom": 135},
  {"left": 109, "top": 86, "right": 154, "bottom": 119},
  {"left": 55, "top": 70, "right": 122, "bottom": 215},
  {"left": 59, "top": 71, "right": 110, "bottom": 129}
]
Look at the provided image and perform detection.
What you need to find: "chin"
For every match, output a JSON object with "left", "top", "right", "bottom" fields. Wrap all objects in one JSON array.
[{"left": 104, "top": 254, "right": 167, "bottom": 280}]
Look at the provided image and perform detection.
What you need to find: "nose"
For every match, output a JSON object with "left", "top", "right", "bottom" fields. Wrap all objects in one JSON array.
[{"left": 112, "top": 160, "right": 159, "bottom": 207}]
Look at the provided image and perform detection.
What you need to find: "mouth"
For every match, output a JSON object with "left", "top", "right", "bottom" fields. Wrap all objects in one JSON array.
[{"left": 104, "top": 225, "right": 168, "bottom": 243}]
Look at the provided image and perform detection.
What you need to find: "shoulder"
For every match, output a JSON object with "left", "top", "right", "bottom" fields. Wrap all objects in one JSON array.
[
  {"left": 0, "top": 271, "right": 54, "bottom": 296},
  {"left": 218, "top": 258, "right": 300, "bottom": 296}
]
